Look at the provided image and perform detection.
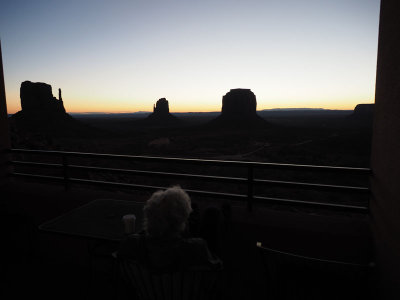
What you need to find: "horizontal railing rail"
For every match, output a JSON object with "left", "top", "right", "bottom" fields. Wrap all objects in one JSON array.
[
  {"left": 8, "top": 148, "right": 371, "bottom": 174},
  {"left": 11, "top": 160, "right": 370, "bottom": 193},
  {"left": 7, "top": 148, "right": 371, "bottom": 213},
  {"left": 253, "top": 179, "right": 370, "bottom": 194}
]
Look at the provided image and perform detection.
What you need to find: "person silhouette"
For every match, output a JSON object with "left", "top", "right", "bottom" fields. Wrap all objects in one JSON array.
[{"left": 118, "top": 186, "right": 222, "bottom": 269}]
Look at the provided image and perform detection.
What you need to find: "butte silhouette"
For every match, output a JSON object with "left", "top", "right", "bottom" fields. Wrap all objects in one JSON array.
[
  {"left": 208, "top": 88, "right": 268, "bottom": 129},
  {"left": 345, "top": 103, "right": 374, "bottom": 127},
  {"left": 139, "top": 98, "right": 181, "bottom": 127},
  {"left": 10, "top": 81, "right": 94, "bottom": 137},
  {"left": 350, "top": 104, "right": 374, "bottom": 120}
]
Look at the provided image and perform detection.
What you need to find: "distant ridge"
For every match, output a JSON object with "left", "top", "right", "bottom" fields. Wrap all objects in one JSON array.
[
  {"left": 262, "top": 108, "right": 329, "bottom": 111},
  {"left": 69, "top": 112, "right": 151, "bottom": 119},
  {"left": 70, "top": 111, "right": 151, "bottom": 115},
  {"left": 66, "top": 108, "right": 348, "bottom": 117}
]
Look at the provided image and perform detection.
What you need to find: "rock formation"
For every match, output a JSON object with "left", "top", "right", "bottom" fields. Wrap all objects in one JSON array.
[
  {"left": 221, "top": 89, "right": 257, "bottom": 118},
  {"left": 10, "top": 81, "right": 95, "bottom": 137},
  {"left": 20, "top": 81, "right": 65, "bottom": 113},
  {"left": 351, "top": 104, "right": 374, "bottom": 119},
  {"left": 208, "top": 88, "right": 268, "bottom": 128},
  {"left": 141, "top": 98, "right": 181, "bottom": 127},
  {"left": 153, "top": 98, "right": 169, "bottom": 115},
  {"left": 347, "top": 103, "right": 374, "bottom": 127}
]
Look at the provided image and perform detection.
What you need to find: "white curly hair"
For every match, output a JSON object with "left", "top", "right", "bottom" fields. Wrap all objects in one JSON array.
[{"left": 143, "top": 186, "right": 192, "bottom": 237}]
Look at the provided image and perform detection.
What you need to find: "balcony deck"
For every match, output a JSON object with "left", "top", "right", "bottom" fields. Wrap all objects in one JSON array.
[{"left": 1, "top": 179, "right": 374, "bottom": 299}]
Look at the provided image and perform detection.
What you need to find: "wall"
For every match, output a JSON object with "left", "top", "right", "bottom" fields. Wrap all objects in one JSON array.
[{"left": 371, "top": 0, "right": 400, "bottom": 298}]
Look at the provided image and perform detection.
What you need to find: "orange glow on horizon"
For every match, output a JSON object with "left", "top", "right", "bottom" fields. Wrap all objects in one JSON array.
[
  {"left": 5, "top": 84, "right": 375, "bottom": 115},
  {"left": 6, "top": 96, "right": 375, "bottom": 115}
]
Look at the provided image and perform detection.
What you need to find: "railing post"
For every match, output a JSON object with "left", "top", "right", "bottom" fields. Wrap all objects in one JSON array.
[
  {"left": 62, "top": 155, "right": 69, "bottom": 190},
  {"left": 247, "top": 165, "right": 253, "bottom": 212}
]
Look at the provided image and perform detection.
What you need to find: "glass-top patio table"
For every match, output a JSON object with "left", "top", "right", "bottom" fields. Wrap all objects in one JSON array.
[{"left": 39, "top": 199, "right": 144, "bottom": 242}]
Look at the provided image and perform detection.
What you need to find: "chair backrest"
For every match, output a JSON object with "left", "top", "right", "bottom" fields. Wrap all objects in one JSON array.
[
  {"left": 256, "top": 242, "right": 375, "bottom": 300},
  {"left": 118, "top": 259, "right": 221, "bottom": 300}
]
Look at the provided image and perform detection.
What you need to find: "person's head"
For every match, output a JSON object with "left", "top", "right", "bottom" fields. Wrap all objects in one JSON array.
[{"left": 143, "top": 186, "right": 192, "bottom": 238}]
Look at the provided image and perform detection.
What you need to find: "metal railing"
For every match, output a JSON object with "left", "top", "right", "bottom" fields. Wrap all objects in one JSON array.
[{"left": 7, "top": 148, "right": 371, "bottom": 213}]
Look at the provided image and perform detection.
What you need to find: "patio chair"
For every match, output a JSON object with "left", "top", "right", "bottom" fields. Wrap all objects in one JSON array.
[
  {"left": 116, "top": 256, "right": 222, "bottom": 300},
  {"left": 256, "top": 242, "right": 376, "bottom": 300}
]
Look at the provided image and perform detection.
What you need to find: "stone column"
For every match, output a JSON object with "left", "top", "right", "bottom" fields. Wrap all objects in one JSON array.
[
  {"left": 0, "top": 40, "right": 11, "bottom": 187},
  {"left": 371, "top": 0, "right": 400, "bottom": 298}
]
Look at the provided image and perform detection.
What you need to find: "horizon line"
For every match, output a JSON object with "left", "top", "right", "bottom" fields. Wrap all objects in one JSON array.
[
  {"left": 66, "top": 107, "right": 362, "bottom": 114},
  {"left": 8, "top": 107, "right": 363, "bottom": 115}
]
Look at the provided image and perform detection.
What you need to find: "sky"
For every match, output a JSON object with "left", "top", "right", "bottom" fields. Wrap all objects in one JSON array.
[{"left": 0, "top": 0, "right": 380, "bottom": 114}]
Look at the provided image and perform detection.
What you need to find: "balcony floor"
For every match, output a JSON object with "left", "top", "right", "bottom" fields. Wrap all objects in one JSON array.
[{"left": 1, "top": 179, "right": 374, "bottom": 299}]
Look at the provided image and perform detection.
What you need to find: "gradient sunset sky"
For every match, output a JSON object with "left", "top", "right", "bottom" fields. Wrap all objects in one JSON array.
[{"left": 1, "top": 0, "right": 380, "bottom": 114}]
